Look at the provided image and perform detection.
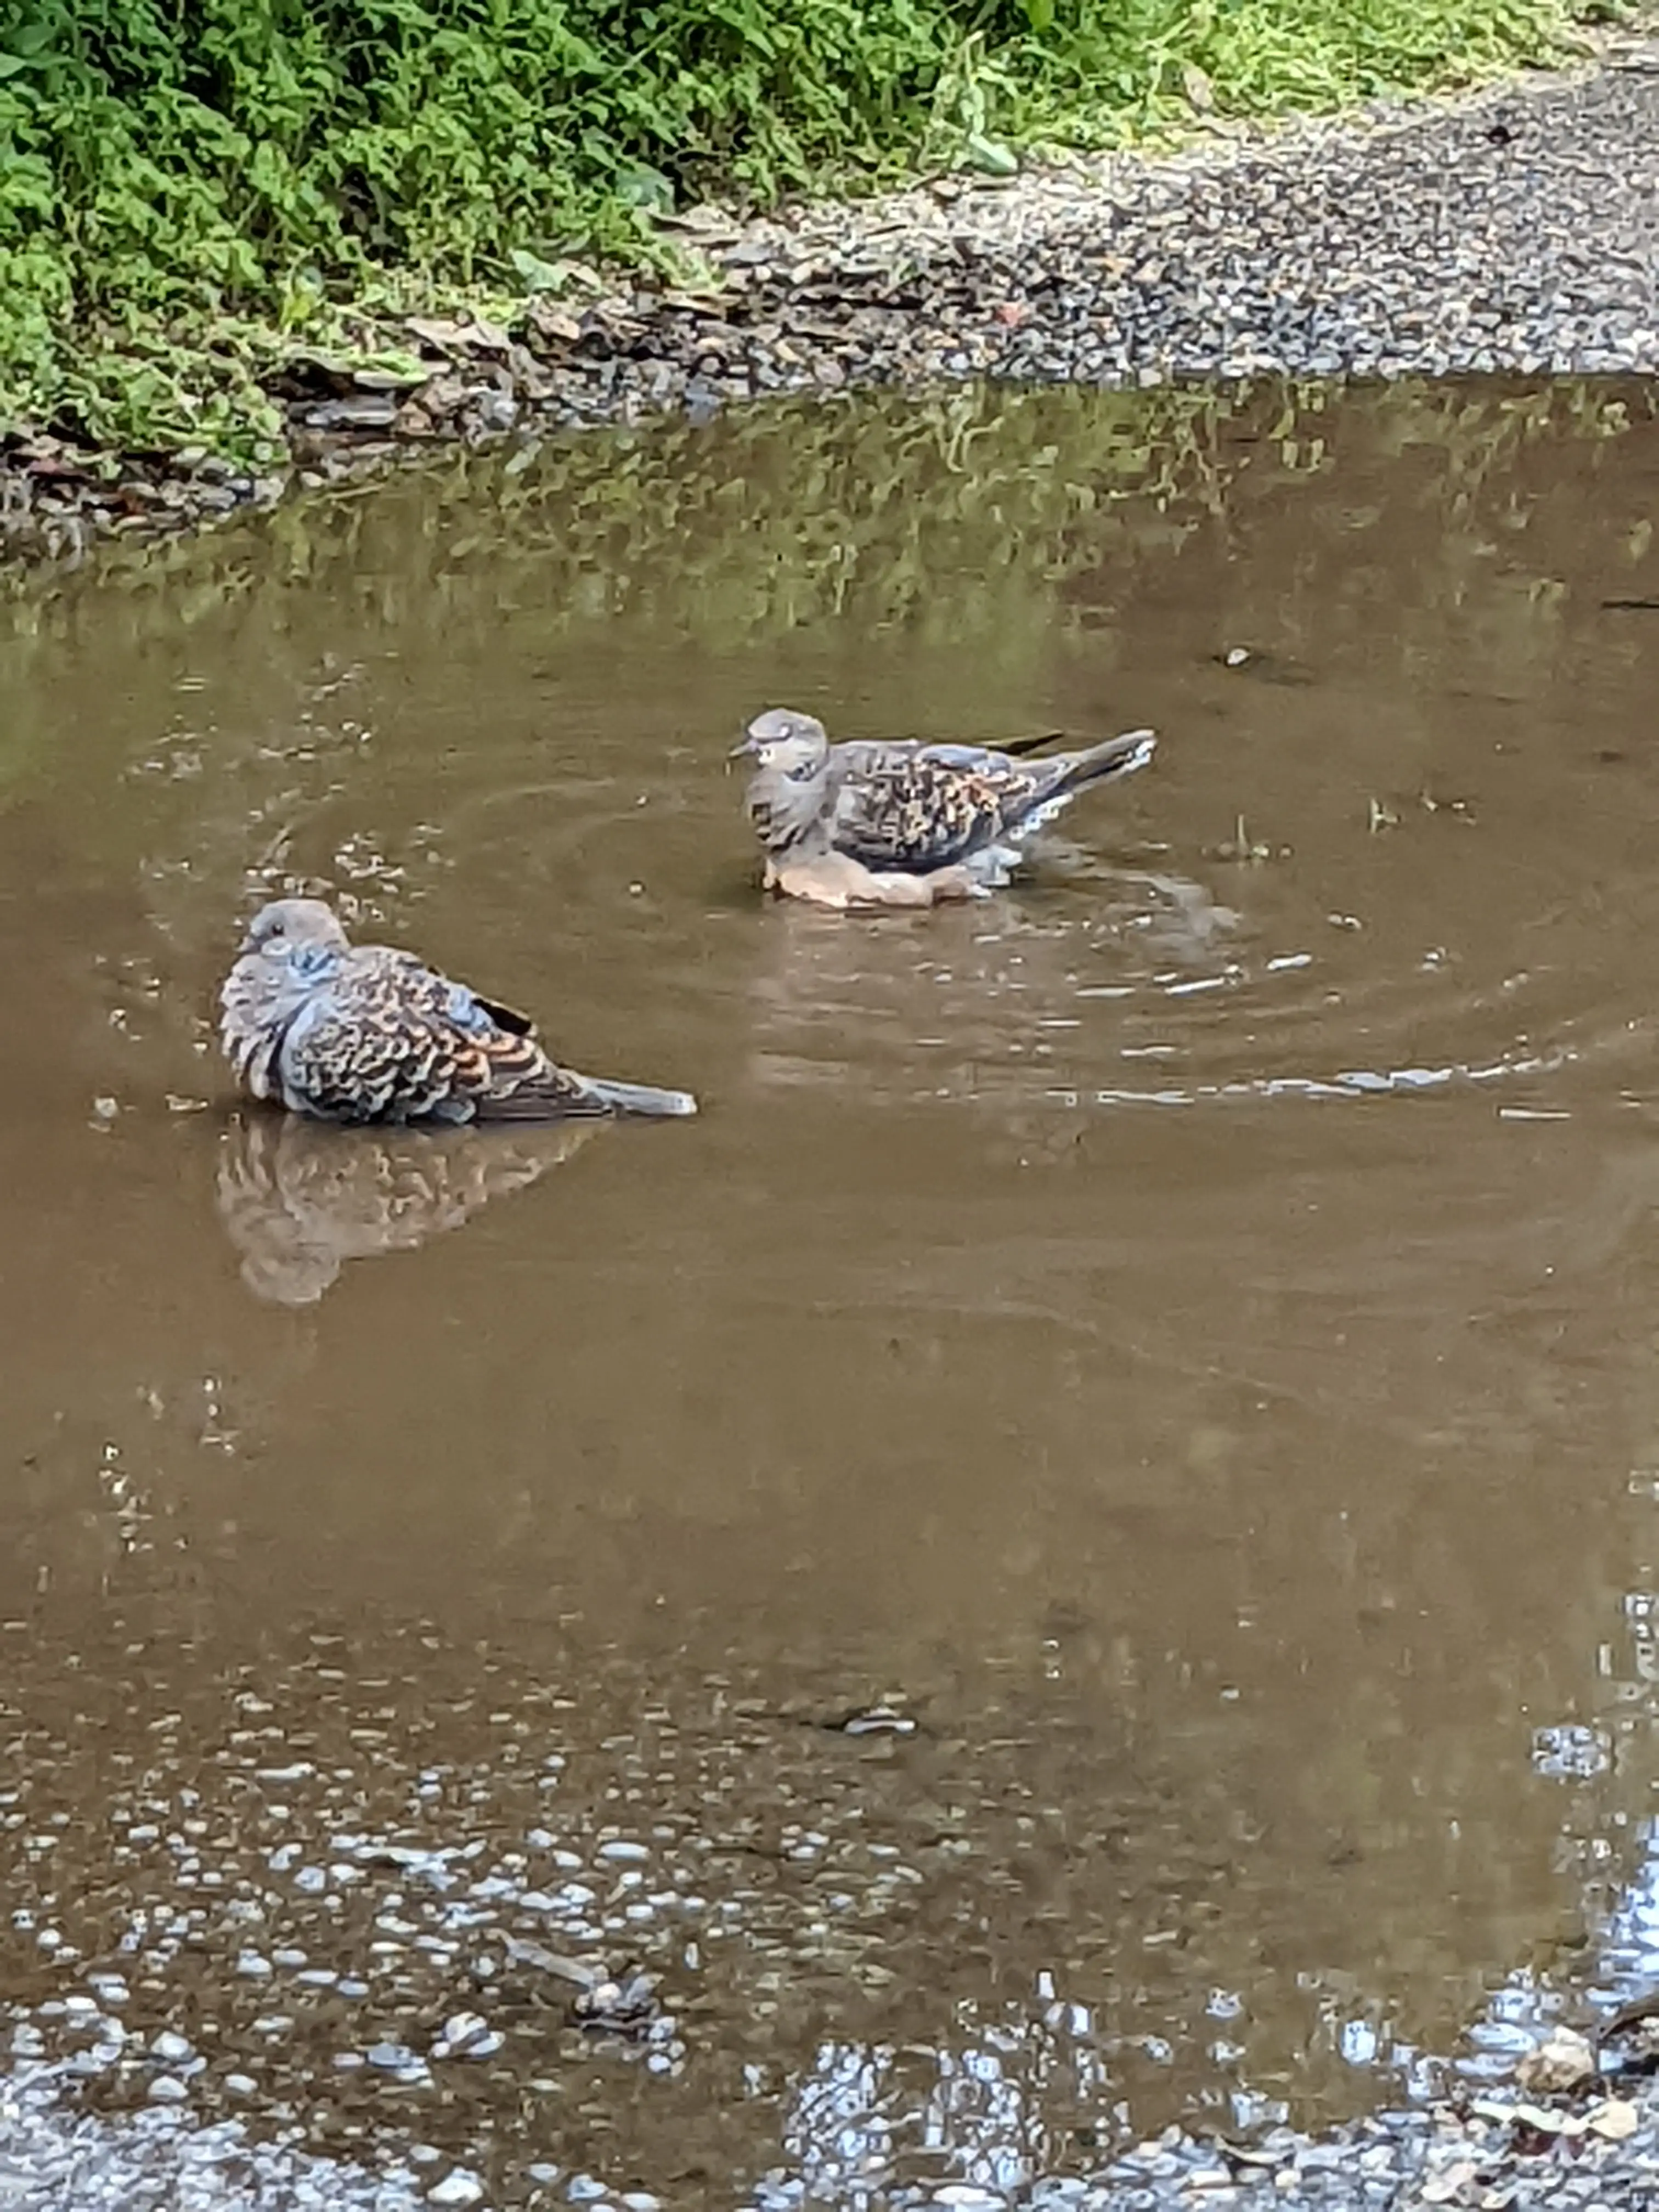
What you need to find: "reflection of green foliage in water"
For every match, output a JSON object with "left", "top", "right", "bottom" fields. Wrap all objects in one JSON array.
[
  {"left": 8, "top": 376, "right": 1644, "bottom": 648},
  {"left": 0, "top": 0, "right": 1586, "bottom": 455}
]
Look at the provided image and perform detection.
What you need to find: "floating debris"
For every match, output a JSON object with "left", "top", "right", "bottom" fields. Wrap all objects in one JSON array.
[{"left": 819, "top": 1703, "right": 919, "bottom": 1738}]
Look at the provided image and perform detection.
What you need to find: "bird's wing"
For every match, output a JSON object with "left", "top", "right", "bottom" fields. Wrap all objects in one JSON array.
[
  {"left": 828, "top": 742, "right": 1062, "bottom": 871},
  {"left": 282, "top": 951, "right": 602, "bottom": 1122},
  {"left": 359, "top": 947, "right": 537, "bottom": 1038}
]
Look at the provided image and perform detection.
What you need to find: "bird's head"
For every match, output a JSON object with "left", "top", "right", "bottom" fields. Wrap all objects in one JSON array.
[
  {"left": 222, "top": 899, "right": 353, "bottom": 1086},
  {"left": 730, "top": 708, "right": 832, "bottom": 781},
  {"left": 233, "top": 900, "right": 354, "bottom": 998},
  {"left": 237, "top": 898, "right": 352, "bottom": 967}
]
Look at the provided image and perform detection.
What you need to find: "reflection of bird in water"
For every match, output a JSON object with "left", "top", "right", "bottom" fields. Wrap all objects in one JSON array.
[
  {"left": 215, "top": 1113, "right": 599, "bottom": 1305},
  {"left": 732, "top": 708, "right": 1157, "bottom": 906},
  {"left": 742, "top": 867, "right": 1235, "bottom": 1100},
  {"left": 220, "top": 898, "right": 697, "bottom": 1123}
]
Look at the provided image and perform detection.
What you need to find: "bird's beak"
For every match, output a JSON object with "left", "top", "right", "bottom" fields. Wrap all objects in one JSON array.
[{"left": 728, "top": 732, "right": 761, "bottom": 760}]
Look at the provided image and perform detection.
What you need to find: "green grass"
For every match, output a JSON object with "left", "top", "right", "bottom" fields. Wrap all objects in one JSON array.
[{"left": 0, "top": 1, "right": 1605, "bottom": 460}]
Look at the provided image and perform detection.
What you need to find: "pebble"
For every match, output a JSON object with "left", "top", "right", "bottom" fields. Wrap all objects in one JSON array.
[
  {"left": 367, "top": 2040, "right": 425, "bottom": 2072},
  {"left": 426, "top": 2176, "right": 486, "bottom": 2209},
  {"left": 1517, "top": 2025, "right": 1598, "bottom": 2094},
  {"left": 432, "top": 2012, "right": 504, "bottom": 2061}
]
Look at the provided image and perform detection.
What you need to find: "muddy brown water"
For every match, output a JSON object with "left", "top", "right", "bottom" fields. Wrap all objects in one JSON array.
[{"left": 2, "top": 380, "right": 1658, "bottom": 2205}]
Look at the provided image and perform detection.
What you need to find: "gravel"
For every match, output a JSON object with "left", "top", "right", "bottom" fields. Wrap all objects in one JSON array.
[
  {"left": 0, "top": 2063, "right": 430, "bottom": 2210},
  {"left": 14, "top": 2087, "right": 1646, "bottom": 2212},
  {"left": 2, "top": 26, "right": 1655, "bottom": 566},
  {"left": 5, "top": 1613, "right": 1659, "bottom": 2212}
]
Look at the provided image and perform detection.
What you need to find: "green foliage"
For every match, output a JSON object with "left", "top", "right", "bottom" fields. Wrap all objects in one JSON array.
[{"left": 0, "top": 0, "right": 1588, "bottom": 457}]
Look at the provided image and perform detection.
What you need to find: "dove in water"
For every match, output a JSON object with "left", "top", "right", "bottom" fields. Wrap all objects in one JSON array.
[
  {"left": 732, "top": 707, "right": 1156, "bottom": 907},
  {"left": 220, "top": 898, "right": 697, "bottom": 1125}
]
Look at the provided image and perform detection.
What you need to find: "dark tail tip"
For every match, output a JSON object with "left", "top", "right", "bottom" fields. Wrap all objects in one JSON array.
[{"left": 1073, "top": 727, "right": 1156, "bottom": 785}]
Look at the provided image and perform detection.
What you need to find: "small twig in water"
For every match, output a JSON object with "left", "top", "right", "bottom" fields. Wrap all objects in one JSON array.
[{"left": 1211, "top": 813, "right": 1274, "bottom": 864}]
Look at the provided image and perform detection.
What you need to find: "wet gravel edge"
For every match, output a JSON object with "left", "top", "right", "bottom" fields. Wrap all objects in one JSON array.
[
  {"left": 3, "top": 23, "right": 1655, "bottom": 572},
  {"left": 10, "top": 2038, "right": 1659, "bottom": 2209}
]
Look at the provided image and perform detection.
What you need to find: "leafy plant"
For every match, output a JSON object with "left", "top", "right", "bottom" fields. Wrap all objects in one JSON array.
[{"left": 0, "top": 0, "right": 1590, "bottom": 458}]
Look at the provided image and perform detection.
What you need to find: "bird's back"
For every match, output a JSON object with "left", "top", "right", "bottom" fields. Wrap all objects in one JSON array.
[
  {"left": 823, "top": 738, "right": 1058, "bottom": 873},
  {"left": 278, "top": 946, "right": 592, "bottom": 1124},
  {"left": 823, "top": 731, "right": 1154, "bottom": 874}
]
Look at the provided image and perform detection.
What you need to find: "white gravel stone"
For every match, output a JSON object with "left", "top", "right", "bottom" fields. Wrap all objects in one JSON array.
[{"left": 425, "top": 2172, "right": 485, "bottom": 2208}]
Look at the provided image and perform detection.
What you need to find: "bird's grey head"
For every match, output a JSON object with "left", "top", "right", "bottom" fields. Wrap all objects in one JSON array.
[
  {"left": 222, "top": 899, "right": 353, "bottom": 1099},
  {"left": 236, "top": 898, "right": 352, "bottom": 966},
  {"left": 731, "top": 708, "right": 832, "bottom": 781}
]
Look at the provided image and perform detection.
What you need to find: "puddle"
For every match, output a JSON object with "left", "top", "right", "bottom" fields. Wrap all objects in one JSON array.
[{"left": 1, "top": 378, "right": 1658, "bottom": 2204}]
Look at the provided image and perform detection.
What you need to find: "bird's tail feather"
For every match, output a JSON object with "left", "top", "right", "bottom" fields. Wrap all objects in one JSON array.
[
  {"left": 578, "top": 1075, "right": 699, "bottom": 1119},
  {"left": 1058, "top": 727, "right": 1157, "bottom": 790}
]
